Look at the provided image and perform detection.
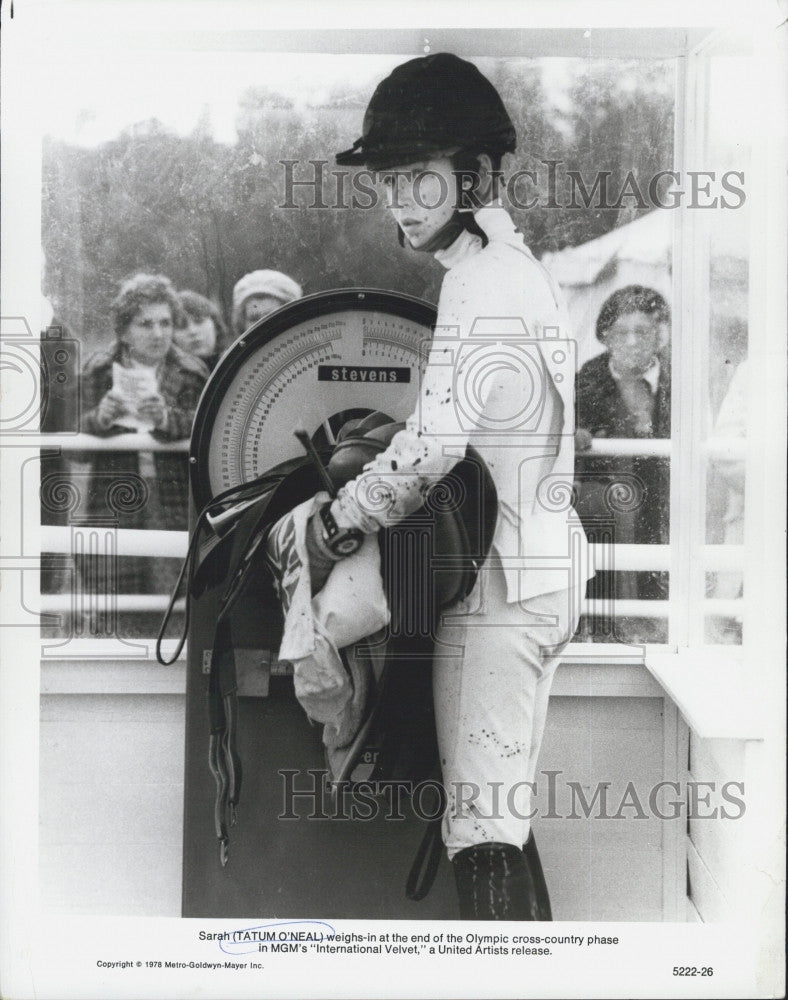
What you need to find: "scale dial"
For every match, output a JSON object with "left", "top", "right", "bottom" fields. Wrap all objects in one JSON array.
[{"left": 190, "top": 289, "right": 437, "bottom": 511}]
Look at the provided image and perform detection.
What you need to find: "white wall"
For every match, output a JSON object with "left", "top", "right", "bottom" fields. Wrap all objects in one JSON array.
[
  {"left": 38, "top": 659, "right": 684, "bottom": 921},
  {"left": 39, "top": 691, "right": 184, "bottom": 916}
]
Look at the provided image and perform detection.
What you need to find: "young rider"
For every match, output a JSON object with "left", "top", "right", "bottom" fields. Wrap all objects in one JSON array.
[{"left": 278, "top": 52, "right": 592, "bottom": 920}]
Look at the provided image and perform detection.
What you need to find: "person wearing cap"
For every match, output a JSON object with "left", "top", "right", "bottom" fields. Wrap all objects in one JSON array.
[
  {"left": 231, "top": 269, "right": 302, "bottom": 338},
  {"left": 574, "top": 286, "right": 671, "bottom": 606},
  {"left": 269, "top": 53, "right": 592, "bottom": 920},
  {"left": 575, "top": 286, "right": 671, "bottom": 448}
]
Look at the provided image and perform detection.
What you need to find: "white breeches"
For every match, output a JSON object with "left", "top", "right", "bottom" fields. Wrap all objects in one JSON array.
[{"left": 433, "top": 552, "right": 582, "bottom": 859}]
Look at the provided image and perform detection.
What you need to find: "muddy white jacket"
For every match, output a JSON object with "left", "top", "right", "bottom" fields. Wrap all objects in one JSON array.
[{"left": 332, "top": 203, "right": 593, "bottom": 602}]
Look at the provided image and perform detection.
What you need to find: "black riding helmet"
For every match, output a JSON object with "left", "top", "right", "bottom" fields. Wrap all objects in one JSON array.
[{"left": 336, "top": 52, "right": 516, "bottom": 169}]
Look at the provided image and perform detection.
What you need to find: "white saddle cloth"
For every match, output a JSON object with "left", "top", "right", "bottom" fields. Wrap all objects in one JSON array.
[{"left": 270, "top": 494, "right": 390, "bottom": 750}]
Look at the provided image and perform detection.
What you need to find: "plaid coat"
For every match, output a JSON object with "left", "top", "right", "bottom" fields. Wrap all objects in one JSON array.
[{"left": 78, "top": 342, "right": 208, "bottom": 594}]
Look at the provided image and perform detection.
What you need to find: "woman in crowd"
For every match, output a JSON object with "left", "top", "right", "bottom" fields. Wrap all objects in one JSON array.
[
  {"left": 174, "top": 290, "right": 230, "bottom": 372},
  {"left": 231, "top": 269, "right": 302, "bottom": 338},
  {"left": 575, "top": 285, "right": 671, "bottom": 446},
  {"left": 574, "top": 285, "right": 671, "bottom": 610},
  {"left": 80, "top": 273, "right": 208, "bottom": 606}
]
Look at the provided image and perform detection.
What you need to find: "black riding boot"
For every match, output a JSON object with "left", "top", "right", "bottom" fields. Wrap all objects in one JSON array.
[
  {"left": 452, "top": 842, "right": 540, "bottom": 920},
  {"left": 523, "top": 831, "right": 552, "bottom": 921}
]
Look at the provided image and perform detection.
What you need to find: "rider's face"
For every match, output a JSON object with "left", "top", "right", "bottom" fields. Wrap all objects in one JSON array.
[{"left": 380, "top": 156, "right": 459, "bottom": 250}]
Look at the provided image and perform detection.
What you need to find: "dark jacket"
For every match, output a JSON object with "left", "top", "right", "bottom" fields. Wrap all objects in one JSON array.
[
  {"left": 574, "top": 350, "right": 671, "bottom": 553},
  {"left": 575, "top": 350, "right": 671, "bottom": 440}
]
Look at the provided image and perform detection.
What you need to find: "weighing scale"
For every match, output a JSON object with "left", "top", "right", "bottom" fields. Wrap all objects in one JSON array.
[{"left": 182, "top": 289, "right": 460, "bottom": 919}]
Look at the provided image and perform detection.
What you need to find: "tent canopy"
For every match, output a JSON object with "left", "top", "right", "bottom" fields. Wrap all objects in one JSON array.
[{"left": 541, "top": 208, "right": 748, "bottom": 366}]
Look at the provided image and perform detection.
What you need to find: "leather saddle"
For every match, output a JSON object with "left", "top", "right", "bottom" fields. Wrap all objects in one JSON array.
[{"left": 328, "top": 410, "right": 497, "bottom": 622}]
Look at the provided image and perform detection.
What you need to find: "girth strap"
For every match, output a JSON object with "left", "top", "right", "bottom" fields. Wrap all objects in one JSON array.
[{"left": 207, "top": 619, "right": 242, "bottom": 866}]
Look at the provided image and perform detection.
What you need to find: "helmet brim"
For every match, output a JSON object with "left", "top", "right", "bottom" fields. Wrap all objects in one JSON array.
[
  {"left": 336, "top": 139, "right": 465, "bottom": 172},
  {"left": 335, "top": 144, "right": 366, "bottom": 167}
]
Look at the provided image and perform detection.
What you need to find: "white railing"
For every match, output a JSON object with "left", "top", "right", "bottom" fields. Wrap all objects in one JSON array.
[
  {"left": 582, "top": 598, "right": 742, "bottom": 619},
  {"left": 38, "top": 525, "right": 744, "bottom": 571},
  {"left": 42, "top": 595, "right": 186, "bottom": 613},
  {"left": 41, "top": 526, "right": 189, "bottom": 558},
  {"left": 38, "top": 433, "right": 190, "bottom": 452},
  {"left": 37, "top": 434, "right": 745, "bottom": 619},
  {"left": 37, "top": 594, "right": 744, "bottom": 619},
  {"left": 36, "top": 432, "right": 745, "bottom": 459}
]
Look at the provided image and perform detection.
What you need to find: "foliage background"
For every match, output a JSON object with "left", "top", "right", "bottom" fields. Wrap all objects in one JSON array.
[{"left": 42, "top": 57, "right": 674, "bottom": 354}]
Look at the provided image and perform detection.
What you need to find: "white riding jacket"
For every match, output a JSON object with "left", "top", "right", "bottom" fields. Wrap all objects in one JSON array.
[{"left": 331, "top": 203, "right": 592, "bottom": 602}]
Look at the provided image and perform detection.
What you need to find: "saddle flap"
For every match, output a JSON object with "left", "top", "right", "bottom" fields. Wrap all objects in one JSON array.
[{"left": 189, "top": 460, "right": 323, "bottom": 603}]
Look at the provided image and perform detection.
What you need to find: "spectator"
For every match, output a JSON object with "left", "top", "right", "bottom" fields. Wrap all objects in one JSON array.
[
  {"left": 574, "top": 285, "right": 671, "bottom": 610},
  {"left": 575, "top": 285, "right": 671, "bottom": 446},
  {"left": 79, "top": 273, "right": 208, "bottom": 603},
  {"left": 174, "top": 290, "right": 230, "bottom": 372},
  {"left": 231, "top": 269, "right": 302, "bottom": 338}
]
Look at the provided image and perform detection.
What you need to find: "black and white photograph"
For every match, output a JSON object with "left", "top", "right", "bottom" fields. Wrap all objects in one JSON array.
[{"left": 0, "top": 1, "right": 785, "bottom": 997}]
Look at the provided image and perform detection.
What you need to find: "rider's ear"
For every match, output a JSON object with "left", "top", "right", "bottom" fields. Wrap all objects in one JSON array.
[
  {"left": 475, "top": 154, "right": 495, "bottom": 204},
  {"left": 473, "top": 152, "right": 509, "bottom": 204}
]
